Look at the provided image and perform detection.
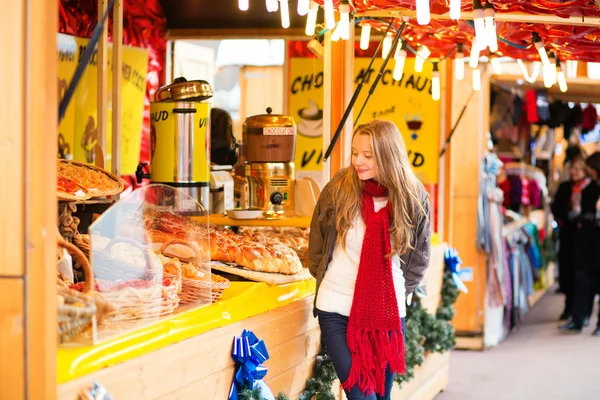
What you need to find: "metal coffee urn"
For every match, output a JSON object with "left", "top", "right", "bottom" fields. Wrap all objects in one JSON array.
[{"left": 137, "top": 77, "right": 213, "bottom": 212}]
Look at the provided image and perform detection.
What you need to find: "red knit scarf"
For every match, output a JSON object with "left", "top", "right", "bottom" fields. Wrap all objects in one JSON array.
[{"left": 342, "top": 179, "right": 406, "bottom": 396}]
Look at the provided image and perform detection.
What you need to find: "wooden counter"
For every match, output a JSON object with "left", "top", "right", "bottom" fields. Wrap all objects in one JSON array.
[{"left": 58, "top": 244, "right": 449, "bottom": 400}]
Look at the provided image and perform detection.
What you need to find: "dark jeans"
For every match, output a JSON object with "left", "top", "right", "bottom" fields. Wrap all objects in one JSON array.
[
  {"left": 573, "top": 269, "right": 600, "bottom": 326},
  {"left": 317, "top": 310, "right": 405, "bottom": 400}
]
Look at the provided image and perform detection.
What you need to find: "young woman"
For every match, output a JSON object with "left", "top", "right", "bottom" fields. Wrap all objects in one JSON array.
[
  {"left": 308, "top": 120, "right": 431, "bottom": 399},
  {"left": 561, "top": 152, "right": 600, "bottom": 334},
  {"left": 552, "top": 155, "right": 591, "bottom": 321}
]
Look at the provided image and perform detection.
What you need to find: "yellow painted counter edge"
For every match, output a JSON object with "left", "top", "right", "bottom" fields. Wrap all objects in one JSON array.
[
  {"left": 57, "top": 279, "right": 316, "bottom": 384},
  {"left": 57, "top": 237, "right": 441, "bottom": 384}
]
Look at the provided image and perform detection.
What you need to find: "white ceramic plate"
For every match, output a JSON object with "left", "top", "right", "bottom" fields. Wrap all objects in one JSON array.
[{"left": 226, "top": 209, "right": 264, "bottom": 220}]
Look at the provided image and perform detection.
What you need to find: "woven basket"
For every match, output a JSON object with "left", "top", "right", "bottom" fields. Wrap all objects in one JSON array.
[
  {"left": 160, "top": 239, "right": 230, "bottom": 304},
  {"left": 93, "top": 237, "right": 162, "bottom": 282},
  {"left": 95, "top": 238, "right": 180, "bottom": 321},
  {"left": 56, "top": 239, "right": 96, "bottom": 344}
]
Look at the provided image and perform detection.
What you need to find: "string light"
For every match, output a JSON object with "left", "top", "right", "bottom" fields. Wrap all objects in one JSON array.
[
  {"left": 517, "top": 59, "right": 542, "bottom": 83},
  {"left": 280, "top": 0, "right": 290, "bottom": 28},
  {"left": 360, "top": 25, "right": 371, "bottom": 50},
  {"left": 416, "top": 0, "right": 431, "bottom": 25},
  {"left": 469, "top": 38, "right": 480, "bottom": 69},
  {"left": 393, "top": 41, "right": 408, "bottom": 81},
  {"left": 450, "top": 0, "right": 461, "bottom": 20},
  {"left": 382, "top": 32, "right": 393, "bottom": 59},
  {"left": 304, "top": 1, "right": 318, "bottom": 36},
  {"left": 266, "top": 0, "right": 278, "bottom": 12},
  {"left": 484, "top": 2, "right": 498, "bottom": 53},
  {"left": 557, "top": 59, "right": 568, "bottom": 93},
  {"left": 473, "top": 67, "right": 481, "bottom": 91},
  {"left": 566, "top": 60, "right": 578, "bottom": 78},
  {"left": 238, "top": 0, "right": 249, "bottom": 11},
  {"left": 323, "top": 0, "right": 336, "bottom": 30},
  {"left": 338, "top": 0, "right": 351, "bottom": 40},
  {"left": 472, "top": 0, "right": 486, "bottom": 50},
  {"left": 297, "top": 0, "right": 309, "bottom": 16},
  {"left": 532, "top": 32, "right": 550, "bottom": 66},
  {"left": 490, "top": 55, "right": 503, "bottom": 75},
  {"left": 414, "top": 46, "right": 430, "bottom": 72},
  {"left": 432, "top": 62, "right": 441, "bottom": 101},
  {"left": 548, "top": 53, "right": 557, "bottom": 85}
]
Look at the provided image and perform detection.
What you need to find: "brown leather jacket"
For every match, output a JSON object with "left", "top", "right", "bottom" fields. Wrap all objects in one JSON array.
[{"left": 308, "top": 170, "right": 432, "bottom": 316}]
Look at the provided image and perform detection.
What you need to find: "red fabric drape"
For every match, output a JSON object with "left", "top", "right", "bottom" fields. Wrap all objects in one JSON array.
[{"left": 58, "top": 0, "right": 166, "bottom": 190}]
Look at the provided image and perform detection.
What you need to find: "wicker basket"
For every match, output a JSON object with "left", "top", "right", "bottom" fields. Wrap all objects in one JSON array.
[
  {"left": 56, "top": 239, "right": 97, "bottom": 344},
  {"left": 93, "top": 236, "right": 163, "bottom": 282},
  {"left": 160, "top": 239, "right": 230, "bottom": 304},
  {"left": 94, "top": 238, "right": 180, "bottom": 321}
]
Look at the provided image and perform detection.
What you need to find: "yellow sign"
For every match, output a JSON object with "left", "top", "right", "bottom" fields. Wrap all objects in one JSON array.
[
  {"left": 288, "top": 57, "right": 441, "bottom": 184},
  {"left": 57, "top": 34, "right": 78, "bottom": 160},
  {"left": 58, "top": 34, "right": 149, "bottom": 175},
  {"left": 150, "top": 102, "right": 211, "bottom": 183}
]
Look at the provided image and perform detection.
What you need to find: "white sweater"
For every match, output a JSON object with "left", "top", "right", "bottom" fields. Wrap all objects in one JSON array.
[{"left": 315, "top": 200, "right": 406, "bottom": 318}]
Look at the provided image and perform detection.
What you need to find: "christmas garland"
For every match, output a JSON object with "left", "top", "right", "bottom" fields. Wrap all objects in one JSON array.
[{"left": 239, "top": 269, "right": 459, "bottom": 400}]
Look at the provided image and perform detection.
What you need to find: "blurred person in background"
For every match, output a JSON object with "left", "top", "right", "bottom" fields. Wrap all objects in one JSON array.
[{"left": 560, "top": 152, "right": 600, "bottom": 335}]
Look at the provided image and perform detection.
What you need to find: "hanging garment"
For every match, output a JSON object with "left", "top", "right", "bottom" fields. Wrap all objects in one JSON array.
[
  {"left": 581, "top": 104, "right": 598, "bottom": 132},
  {"left": 521, "top": 177, "right": 530, "bottom": 206},
  {"left": 525, "top": 89, "right": 539, "bottom": 124},
  {"left": 513, "top": 95, "right": 524, "bottom": 126},
  {"left": 529, "top": 179, "right": 541, "bottom": 208},
  {"left": 536, "top": 90, "right": 551, "bottom": 124},
  {"left": 508, "top": 175, "right": 523, "bottom": 211},
  {"left": 548, "top": 101, "right": 567, "bottom": 128}
]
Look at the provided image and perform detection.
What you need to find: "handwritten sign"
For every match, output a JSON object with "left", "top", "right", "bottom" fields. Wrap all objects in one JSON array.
[
  {"left": 287, "top": 56, "right": 441, "bottom": 185},
  {"left": 58, "top": 33, "right": 149, "bottom": 175}
]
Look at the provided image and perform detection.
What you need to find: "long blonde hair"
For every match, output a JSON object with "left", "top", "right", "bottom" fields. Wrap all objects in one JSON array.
[{"left": 332, "top": 119, "right": 427, "bottom": 256}]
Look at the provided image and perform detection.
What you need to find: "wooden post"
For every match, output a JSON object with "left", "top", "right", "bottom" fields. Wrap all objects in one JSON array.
[
  {"left": 97, "top": 0, "right": 109, "bottom": 168},
  {"left": 325, "top": 27, "right": 355, "bottom": 179},
  {"left": 447, "top": 67, "right": 489, "bottom": 335},
  {"left": 0, "top": 0, "right": 57, "bottom": 398},
  {"left": 112, "top": 0, "right": 123, "bottom": 178}
]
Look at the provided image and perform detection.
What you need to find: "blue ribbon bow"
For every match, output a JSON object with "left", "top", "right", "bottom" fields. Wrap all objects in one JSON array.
[
  {"left": 444, "top": 247, "right": 469, "bottom": 294},
  {"left": 228, "top": 330, "right": 275, "bottom": 400}
]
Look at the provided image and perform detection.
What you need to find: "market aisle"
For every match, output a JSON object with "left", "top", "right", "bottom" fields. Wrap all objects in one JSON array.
[{"left": 436, "top": 291, "right": 600, "bottom": 400}]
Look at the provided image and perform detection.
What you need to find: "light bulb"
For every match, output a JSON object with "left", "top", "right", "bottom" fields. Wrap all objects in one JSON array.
[
  {"left": 339, "top": 1, "right": 350, "bottom": 41},
  {"left": 238, "top": 0, "right": 249, "bottom": 11},
  {"left": 280, "top": 0, "right": 290, "bottom": 28},
  {"left": 432, "top": 63, "right": 441, "bottom": 101},
  {"left": 382, "top": 33, "right": 392, "bottom": 59},
  {"left": 416, "top": 0, "right": 431, "bottom": 25},
  {"left": 360, "top": 25, "right": 371, "bottom": 50},
  {"left": 566, "top": 60, "right": 578, "bottom": 78},
  {"left": 473, "top": 68, "right": 481, "bottom": 91},
  {"left": 393, "top": 43, "right": 407, "bottom": 81},
  {"left": 297, "top": 0, "right": 309, "bottom": 16},
  {"left": 414, "top": 46, "right": 430, "bottom": 72},
  {"left": 473, "top": 0, "right": 486, "bottom": 49},
  {"left": 330, "top": 25, "right": 342, "bottom": 42},
  {"left": 557, "top": 66, "right": 568, "bottom": 92},
  {"left": 534, "top": 42, "right": 550, "bottom": 66},
  {"left": 549, "top": 55, "right": 557, "bottom": 84},
  {"left": 490, "top": 57, "right": 502, "bottom": 75},
  {"left": 469, "top": 38, "right": 480, "bottom": 69},
  {"left": 484, "top": 4, "right": 498, "bottom": 53},
  {"left": 324, "top": 0, "right": 335, "bottom": 30},
  {"left": 266, "top": 0, "right": 278, "bottom": 12},
  {"left": 454, "top": 51, "right": 464, "bottom": 80},
  {"left": 305, "top": 2, "right": 318, "bottom": 36},
  {"left": 450, "top": 0, "right": 461, "bottom": 20}
]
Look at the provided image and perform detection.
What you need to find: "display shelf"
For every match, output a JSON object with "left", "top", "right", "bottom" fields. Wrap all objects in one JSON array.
[{"left": 195, "top": 214, "right": 312, "bottom": 228}]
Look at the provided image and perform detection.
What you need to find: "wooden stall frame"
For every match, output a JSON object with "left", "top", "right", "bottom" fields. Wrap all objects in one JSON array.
[{"left": 0, "top": 0, "right": 58, "bottom": 398}]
